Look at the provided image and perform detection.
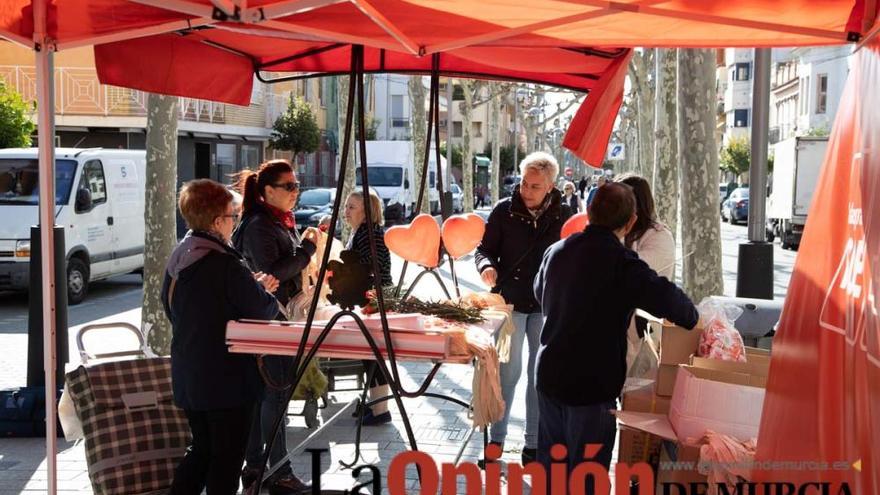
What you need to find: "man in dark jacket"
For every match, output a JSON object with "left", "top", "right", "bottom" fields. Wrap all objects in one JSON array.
[
  {"left": 475, "top": 151, "right": 572, "bottom": 465},
  {"left": 534, "top": 182, "right": 700, "bottom": 494},
  {"left": 577, "top": 176, "right": 588, "bottom": 200}
]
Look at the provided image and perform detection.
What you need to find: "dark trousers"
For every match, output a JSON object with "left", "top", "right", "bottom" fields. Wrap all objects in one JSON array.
[
  {"left": 170, "top": 406, "right": 253, "bottom": 495},
  {"left": 362, "top": 360, "right": 389, "bottom": 387},
  {"left": 537, "top": 390, "right": 617, "bottom": 495},
  {"left": 246, "top": 355, "right": 293, "bottom": 475}
]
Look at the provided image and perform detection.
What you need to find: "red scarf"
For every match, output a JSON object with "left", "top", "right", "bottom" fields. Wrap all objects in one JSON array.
[{"left": 263, "top": 201, "right": 296, "bottom": 230}]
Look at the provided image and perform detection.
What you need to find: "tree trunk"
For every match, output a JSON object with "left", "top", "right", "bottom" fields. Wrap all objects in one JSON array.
[
  {"left": 677, "top": 48, "right": 723, "bottom": 302},
  {"left": 337, "top": 75, "right": 357, "bottom": 243},
  {"left": 408, "top": 76, "right": 430, "bottom": 214},
  {"left": 143, "top": 93, "right": 179, "bottom": 356},
  {"left": 631, "top": 49, "right": 655, "bottom": 179},
  {"left": 460, "top": 80, "right": 476, "bottom": 212},
  {"left": 652, "top": 48, "right": 680, "bottom": 242},
  {"left": 489, "top": 82, "right": 502, "bottom": 204}
]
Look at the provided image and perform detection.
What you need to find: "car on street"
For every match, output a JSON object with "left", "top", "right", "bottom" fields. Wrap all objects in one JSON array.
[
  {"left": 721, "top": 187, "right": 749, "bottom": 224},
  {"left": 294, "top": 188, "right": 335, "bottom": 230},
  {"left": 449, "top": 183, "right": 463, "bottom": 213}
]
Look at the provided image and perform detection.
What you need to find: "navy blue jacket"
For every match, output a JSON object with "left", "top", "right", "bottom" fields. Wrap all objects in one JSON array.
[
  {"left": 534, "top": 225, "right": 699, "bottom": 406},
  {"left": 162, "top": 233, "right": 280, "bottom": 411},
  {"left": 475, "top": 187, "right": 571, "bottom": 313}
]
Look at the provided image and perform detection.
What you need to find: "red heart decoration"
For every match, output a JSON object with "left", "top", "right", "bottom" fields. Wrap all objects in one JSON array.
[
  {"left": 385, "top": 214, "right": 441, "bottom": 268},
  {"left": 561, "top": 212, "right": 590, "bottom": 239},
  {"left": 442, "top": 213, "right": 486, "bottom": 259}
]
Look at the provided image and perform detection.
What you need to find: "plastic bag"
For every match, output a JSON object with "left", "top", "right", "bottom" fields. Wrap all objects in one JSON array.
[
  {"left": 627, "top": 330, "right": 659, "bottom": 380},
  {"left": 697, "top": 298, "right": 747, "bottom": 362},
  {"left": 58, "top": 382, "right": 84, "bottom": 441}
]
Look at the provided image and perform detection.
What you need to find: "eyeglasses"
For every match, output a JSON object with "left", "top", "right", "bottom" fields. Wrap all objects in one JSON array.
[
  {"left": 220, "top": 213, "right": 239, "bottom": 222},
  {"left": 271, "top": 181, "right": 301, "bottom": 192}
]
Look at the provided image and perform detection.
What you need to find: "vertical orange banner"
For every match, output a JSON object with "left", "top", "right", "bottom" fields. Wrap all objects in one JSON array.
[{"left": 755, "top": 39, "right": 880, "bottom": 493}]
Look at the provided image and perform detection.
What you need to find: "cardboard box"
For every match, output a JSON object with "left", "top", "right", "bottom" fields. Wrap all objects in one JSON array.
[
  {"left": 656, "top": 440, "right": 706, "bottom": 490},
  {"left": 623, "top": 381, "right": 672, "bottom": 415},
  {"left": 669, "top": 366, "right": 766, "bottom": 441},
  {"left": 617, "top": 429, "right": 663, "bottom": 466},
  {"left": 616, "top": 365, "right": 766, "bottom": 443},
  {"left": 689, "top": 347, "right": 771, "bottom": 387},
  {"left": 637, "top": 310, "right": 703, "bottom": 365},
  {"left": 654, "top": 364, "right": 679, "bottom": 397}
]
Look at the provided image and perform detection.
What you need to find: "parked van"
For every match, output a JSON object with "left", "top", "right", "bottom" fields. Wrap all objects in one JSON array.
[
  {"left": 0, "top": 148, "right": 146, "bottom": 304},
  {"left": 357, "top": 141, "right": 445, "bottom": 222}
]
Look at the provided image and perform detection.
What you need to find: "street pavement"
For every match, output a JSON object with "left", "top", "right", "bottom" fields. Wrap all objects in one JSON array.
[{"left": 0, "top": 216, "right": 798, "bottom": 494}]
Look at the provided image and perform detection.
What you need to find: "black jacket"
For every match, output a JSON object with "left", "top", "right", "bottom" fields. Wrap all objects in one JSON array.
[
  {"left": 475, "top": 187, "right": 571, "bottom": 313},
  {"left": 534, "top": 225, "right": 699, "bottom": 406},
  {"left": 162, "top": 232, "right": 280, "bottom": 411},
  {"left": 233, "top": 203, "right": 317, "bottom": 306}
]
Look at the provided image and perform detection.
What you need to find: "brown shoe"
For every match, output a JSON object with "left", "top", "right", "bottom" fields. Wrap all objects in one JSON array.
[{"left": 267, "top": 472, "right": 311, "bottom": 495}]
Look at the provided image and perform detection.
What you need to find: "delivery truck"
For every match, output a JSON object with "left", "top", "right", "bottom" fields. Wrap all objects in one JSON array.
[{"left": 767, "top": 136, "right": 828, "bottom": 250}]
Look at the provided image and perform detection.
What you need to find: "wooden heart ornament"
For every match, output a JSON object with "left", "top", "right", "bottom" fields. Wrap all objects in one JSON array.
[
  {"left": 442, "top": 213, "right": 486, "bottom": 259},
  {"left": 560, "top": 212, "right": 590, "bottom": 239},
  {"left": 385, "top": 214, "right": 441, "bottom": 268}
]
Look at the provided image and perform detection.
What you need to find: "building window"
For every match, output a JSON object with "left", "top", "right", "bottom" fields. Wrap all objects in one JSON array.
[
  {"left": 391, "top": 94, "right": 407, "bottom": 128},
  {"left": 816, "top": 74, "right": 828, "bottom": 114},
  {"left": 216, "top": 143, "right": 236, "bottom": 184},
  {"left": 240, "top": 144, "right": 260, "bottom": 171},
  {"left": 472, "top": 122, "right": 482, "bottom": 137},
  {"left": 318, "top": 79, "right": 325, "bottom": 107},
  {"left": 800, "top": 76, "right": 810, "bottom": 115},
  {"left": 452, "top": 85, "right": 464, "bottom": 101},
  {"left": 734, "top": 109, "right": 749, "bottom": 128},
  {"left": 453, "top": 121, "right": 463, "bottom": 137},
  {"left": 734, "top": 62, "right": 751, "bottom": 82}
]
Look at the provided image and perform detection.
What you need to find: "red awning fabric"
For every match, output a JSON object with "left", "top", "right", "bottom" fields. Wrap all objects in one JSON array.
[{"left": 2, "top": 0, "right": 876, "bottom": 164}]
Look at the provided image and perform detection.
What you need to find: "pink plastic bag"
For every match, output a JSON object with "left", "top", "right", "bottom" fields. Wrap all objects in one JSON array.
[{"left": 697, "top": 299, "right": 747, "bottom": 362}]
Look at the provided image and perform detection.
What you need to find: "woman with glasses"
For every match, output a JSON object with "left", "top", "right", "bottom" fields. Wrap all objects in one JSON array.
[
  {"left": 162, "top": 179, "right": 281, "bottom": 494},
  {"left": 232, "top": 160, "right": 317, "bottom": 495}
]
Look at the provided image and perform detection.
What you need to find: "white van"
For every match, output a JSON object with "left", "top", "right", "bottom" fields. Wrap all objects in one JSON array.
[
  {"left": 0, "top": 148, "right": 146, "bottom": 304},
  {"left": 358, "top": 141, "right": 446, "bottom": 222}
]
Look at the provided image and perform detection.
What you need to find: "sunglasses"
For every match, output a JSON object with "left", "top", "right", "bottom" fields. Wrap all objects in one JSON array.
[{"left": 272, "top": 181, "right": 301, "bottom": 192}]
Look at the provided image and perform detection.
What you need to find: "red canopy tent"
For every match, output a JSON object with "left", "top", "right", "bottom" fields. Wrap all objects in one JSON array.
[{"left": 1, "top": 1, "right": 878, "bottom": 493}]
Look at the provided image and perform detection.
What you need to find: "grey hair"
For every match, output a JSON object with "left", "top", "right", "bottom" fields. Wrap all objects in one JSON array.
[{"left": 519, "top": 151, "right": 559, "bottom": 184}]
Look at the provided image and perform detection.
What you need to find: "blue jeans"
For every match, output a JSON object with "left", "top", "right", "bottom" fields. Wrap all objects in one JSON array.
[
  {"left": 245, "top": 355, "right": 293, "bottom": 476},
  {"left": 490, "top": 310, "right": 542, "bottom": 449},
  {"left": 537, "top": 391, "right": 617, "bottom": 495}
]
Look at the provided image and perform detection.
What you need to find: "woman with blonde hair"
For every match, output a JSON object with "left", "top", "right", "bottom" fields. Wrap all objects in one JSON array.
[{"left": 342, "top": 187, "right": 394, "bottom": 425}]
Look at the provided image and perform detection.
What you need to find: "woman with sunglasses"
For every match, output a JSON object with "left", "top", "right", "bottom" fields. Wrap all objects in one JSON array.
[{"left": 233, "top": 160, "right": 317, "bottom": 495}]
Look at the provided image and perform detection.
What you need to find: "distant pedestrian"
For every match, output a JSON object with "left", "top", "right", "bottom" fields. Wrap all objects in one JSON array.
[
  {"left": 585, "top": 175, "right": 607, "bottom": 208},
  {"left": 562, "top": 181, "right": 582, "bottom": 213},
  {"left": 578, "top": 176, "right": 588, "bottom": 199}
]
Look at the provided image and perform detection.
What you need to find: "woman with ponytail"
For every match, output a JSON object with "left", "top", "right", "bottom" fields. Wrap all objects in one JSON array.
[{"left": 232, "top": 159, "right": 316, "bottom": 495}]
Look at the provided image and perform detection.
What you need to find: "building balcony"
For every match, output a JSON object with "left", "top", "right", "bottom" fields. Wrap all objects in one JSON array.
[{"left": 0, "top": 65, "right": 275, "bottom": 130}]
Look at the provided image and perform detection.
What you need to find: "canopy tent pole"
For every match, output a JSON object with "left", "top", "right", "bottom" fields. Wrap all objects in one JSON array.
[
  {"left": 736, "top": 47, "right": 774, "bottom": 299},
  {"left": 33, "top": 0, "right": 59, "bottom": 493}
]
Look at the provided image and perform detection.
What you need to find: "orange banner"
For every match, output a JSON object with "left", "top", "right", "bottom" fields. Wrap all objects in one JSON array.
[{"left": 755, "top": 38, "right": 880, "bottom": 493}]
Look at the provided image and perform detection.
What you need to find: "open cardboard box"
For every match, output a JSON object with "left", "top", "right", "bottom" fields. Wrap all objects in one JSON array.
[
  {"left": 617, "top": 365, "right": 766, "bottom": 443},
  {"left": 636, "top": 310, "right": 702, "bottom": 366}
]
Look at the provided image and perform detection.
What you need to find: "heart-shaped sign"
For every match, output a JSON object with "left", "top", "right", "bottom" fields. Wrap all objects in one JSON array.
[
  {"left": 560, "top": 212, "right": 590, "bottom": 239},
  {"left": 385, "top": 214, "right": 441, "bottom": 268},
  {"left": 442, "top": 213, "right": 486, "bottom": 259}
]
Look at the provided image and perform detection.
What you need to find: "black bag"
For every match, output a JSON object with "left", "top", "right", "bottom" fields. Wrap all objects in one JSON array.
[{"left": 0, "top": 386, "right": 63, "bottom": 437}]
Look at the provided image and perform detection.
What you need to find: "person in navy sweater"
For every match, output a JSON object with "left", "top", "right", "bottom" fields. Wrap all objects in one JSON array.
[{"left": 534, "top": 182, "right": 701, "bottom": 495}]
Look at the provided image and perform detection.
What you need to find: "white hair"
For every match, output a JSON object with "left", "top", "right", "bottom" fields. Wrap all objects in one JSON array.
[{"left": 519, "top": 152, "right": 559, "bottom": 184}]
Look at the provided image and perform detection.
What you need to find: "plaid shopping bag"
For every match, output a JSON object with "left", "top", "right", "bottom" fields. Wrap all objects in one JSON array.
[{"left": 66, "top": 357, "right": 190, "bottom": 495}]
